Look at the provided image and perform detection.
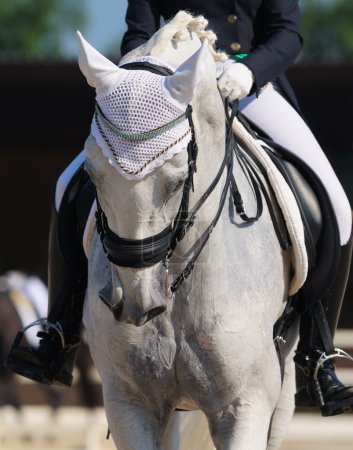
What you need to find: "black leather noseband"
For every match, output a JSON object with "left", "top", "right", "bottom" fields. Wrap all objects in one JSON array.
[{"left": 96, "top": 209, "right": 174, "bottom": 269}]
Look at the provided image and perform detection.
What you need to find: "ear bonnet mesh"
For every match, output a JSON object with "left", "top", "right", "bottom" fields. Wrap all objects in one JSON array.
[{"left": 91, "top": 56, "right": 192, "bottom": 180}]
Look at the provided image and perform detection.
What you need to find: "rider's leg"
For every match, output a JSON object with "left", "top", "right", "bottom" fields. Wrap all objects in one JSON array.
[
  {"left": 240, "top": 84, "right": 352, "bottom": 246},
  {"left": 240, "top": 84, "right": 353, "bottom": 415},
  {"left": 294, "top": 232, "right": 353, "bottom": 414},
  {"left": 5, "top": 152, "right": 89, "bottom": 386}
]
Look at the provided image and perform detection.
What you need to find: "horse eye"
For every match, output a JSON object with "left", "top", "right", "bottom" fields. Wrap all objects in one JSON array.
[
  {"left": 163, "top": 179, "right": 185, "bottom": 207},
  {"left": 173, "top": 180, "right": 184, "bottom": 192}
]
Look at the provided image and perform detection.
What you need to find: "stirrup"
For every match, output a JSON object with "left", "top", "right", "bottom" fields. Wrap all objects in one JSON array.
[
  {"left": 5, "top": 319, "right": 74, "bottom": 386},
  {"left": 16, "top": 318, "right": 66, "bottom": 348},
  {"left": 8, "top": 319, "right": 66, "bottom": 359},
  {"left": 313, "top": 348, "right": 353, "bottom": 381},
  {"left": 312, "top": 348, "right": 353, "bottom": 416}
]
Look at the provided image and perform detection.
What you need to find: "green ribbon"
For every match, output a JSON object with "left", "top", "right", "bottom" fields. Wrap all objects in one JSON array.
[
  {"left": 230, "top": 53, "right": 248, "bottom": 61},
  {"left": 95, "top": 103, "right": 189, "bottom": 142}
]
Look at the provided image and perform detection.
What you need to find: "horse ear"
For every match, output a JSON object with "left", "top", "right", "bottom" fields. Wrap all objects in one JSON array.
[
  {"left": 163, "top": 40, "right": 209, "bottom": 107},
  {"left": 77, "top": 31, "right": 126, "bottom": 96}
]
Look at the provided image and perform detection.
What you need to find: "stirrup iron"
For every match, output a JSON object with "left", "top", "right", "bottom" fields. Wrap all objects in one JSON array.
[
  {"left": 14, "top": 318, "right": 66, "bottom": 349},
  {"left": 312, "top": 348, "right": 353, "bottom": 408},
  {"left": 313, "top": 348, "right": 353, "bottom": 381}
]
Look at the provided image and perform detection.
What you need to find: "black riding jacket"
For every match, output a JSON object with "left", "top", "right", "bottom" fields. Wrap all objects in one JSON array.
[{"left": 120, "top": 0, "right": 303, "bottom": 107}]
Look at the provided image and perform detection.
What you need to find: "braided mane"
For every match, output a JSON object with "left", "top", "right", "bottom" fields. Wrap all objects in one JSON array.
[{"left": 121, "top": 11, "right": 227, "bottom": 64}]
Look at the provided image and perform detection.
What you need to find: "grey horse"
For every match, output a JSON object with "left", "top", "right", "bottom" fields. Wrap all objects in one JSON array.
[{"left": 80, "top": 11, "right": 299, "bottom": 450}]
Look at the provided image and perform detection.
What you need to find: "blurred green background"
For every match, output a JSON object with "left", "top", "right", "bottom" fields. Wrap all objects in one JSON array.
[
  {"left": 0, "top": 0, "right": 352, "bottom": 61},
  {"left": 1, "top": 2, "right": 352, "bottom": 206}
]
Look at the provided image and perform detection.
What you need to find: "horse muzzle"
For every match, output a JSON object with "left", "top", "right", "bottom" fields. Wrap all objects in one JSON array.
[{"left": 98, "top": 285, "right": 167, "bottom": 326}]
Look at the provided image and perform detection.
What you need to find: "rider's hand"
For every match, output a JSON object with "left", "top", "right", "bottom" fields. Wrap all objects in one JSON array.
[{"left": 217, "top": 62, "right": 254, "bottom": 101}]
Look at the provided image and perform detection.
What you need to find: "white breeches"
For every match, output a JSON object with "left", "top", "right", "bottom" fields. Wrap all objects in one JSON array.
[
  {"left": 240, "top": 84, "right": 352, "bottom": 245},
  {"left": 55, "top": 84, "right": 352, "bottom": 245}
]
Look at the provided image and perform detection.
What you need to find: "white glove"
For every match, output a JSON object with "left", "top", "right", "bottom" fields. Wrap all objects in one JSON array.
[{"left": 217, "top": 62, "right": 254, "bottom": 101}]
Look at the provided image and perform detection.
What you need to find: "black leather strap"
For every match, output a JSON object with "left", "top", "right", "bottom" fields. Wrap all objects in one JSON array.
[
  {"left": 312, "top": 301, "right": 336, "bottom": 355},
  {"left": 120, "top": 61, "right": 174, "bottom": 76},
  {"left": 96, "top": 202, "right": 174, "bottom": 268},
  {"left": 231, "top": 130, "right": 291, "bottom": 251}
]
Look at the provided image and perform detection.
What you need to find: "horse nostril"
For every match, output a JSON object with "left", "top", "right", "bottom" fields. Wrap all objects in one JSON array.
[
  {"left": 135, "top": 306, "right": 166, "bottom": 327},
  {"left": 98, "top": 292, "right": 124, "bottom": 321},
  {"left": 145, "top": 305, "right": 166, "bottom": 323},
  {"left": 110, "top": 304, "right": 166, "bottom": 326},
  {"left": 112, "top": 301, "right": 124, "bottom": 321}
]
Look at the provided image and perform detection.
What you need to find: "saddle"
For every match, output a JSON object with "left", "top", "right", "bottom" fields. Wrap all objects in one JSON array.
[{"left": 235, "top": 114, "right": 344, "bottom": 370}]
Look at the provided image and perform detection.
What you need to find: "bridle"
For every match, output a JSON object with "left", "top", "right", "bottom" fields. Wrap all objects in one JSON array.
[
  {"left": 95, "top": 60, "right": 238, "bottom": 295},
  {"left": 92, "top": 60, "right": 293, "bottom": 378}
]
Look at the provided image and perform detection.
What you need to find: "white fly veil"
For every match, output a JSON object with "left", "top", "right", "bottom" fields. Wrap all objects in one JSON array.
[
  {"left": 91, "top": 57, "right": 192, "bottom": 180},
  {"left": 77, "top": 32, "right": 209, "bottom": 180}
]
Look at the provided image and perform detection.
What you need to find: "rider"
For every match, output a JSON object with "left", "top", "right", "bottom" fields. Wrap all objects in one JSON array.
[{"left": 5, "top": 0, "right": 353, "bottom": 416}]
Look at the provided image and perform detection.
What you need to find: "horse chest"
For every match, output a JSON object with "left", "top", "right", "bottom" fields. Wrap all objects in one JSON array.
[{"left": 120, "top": 326, "right": 237, "bottom": 389}]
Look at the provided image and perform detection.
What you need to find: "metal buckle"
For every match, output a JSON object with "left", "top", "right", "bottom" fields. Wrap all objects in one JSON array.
[
  {"left": 164, "top": 256, "right": 170, "bottom": 300},
  {"left": 274, "top": 335, "right": 287, "bottom": 345}
]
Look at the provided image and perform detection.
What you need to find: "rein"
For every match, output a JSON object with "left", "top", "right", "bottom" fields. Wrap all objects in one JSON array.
[
  {"left": 169, "top": 102, "right": 236, "bottom": 292},
  {"left": 94, "top": 61, "right": 250, "bottom": 295}
]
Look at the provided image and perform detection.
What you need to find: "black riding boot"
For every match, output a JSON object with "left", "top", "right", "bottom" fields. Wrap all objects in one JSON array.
[
  {"left": 5, "top": 167, "right": 91, "bottom": 386},
  {"left": 295, "top": 232, "right": 353, "bottom": 416}
]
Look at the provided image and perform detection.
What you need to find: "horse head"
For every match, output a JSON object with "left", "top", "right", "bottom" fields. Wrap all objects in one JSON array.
[{"left": 78, "top": 12, "right": 226, "bottom": 326}]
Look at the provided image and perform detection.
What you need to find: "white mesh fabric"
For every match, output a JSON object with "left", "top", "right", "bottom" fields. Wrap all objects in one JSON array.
[
  {"left": 121, "top": 55, "right": 177, "bottom": 72},
  {"left": 91, "top": 56, "right": 191, "bottom": 180}
]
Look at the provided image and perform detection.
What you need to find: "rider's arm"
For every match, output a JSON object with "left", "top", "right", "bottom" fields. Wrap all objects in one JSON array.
[
  {"left": 241, "top": 0, "right": 303, "bottom": 93},
  {"left": 121, "top": 0, "right": 161, "bottom": 56}
]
